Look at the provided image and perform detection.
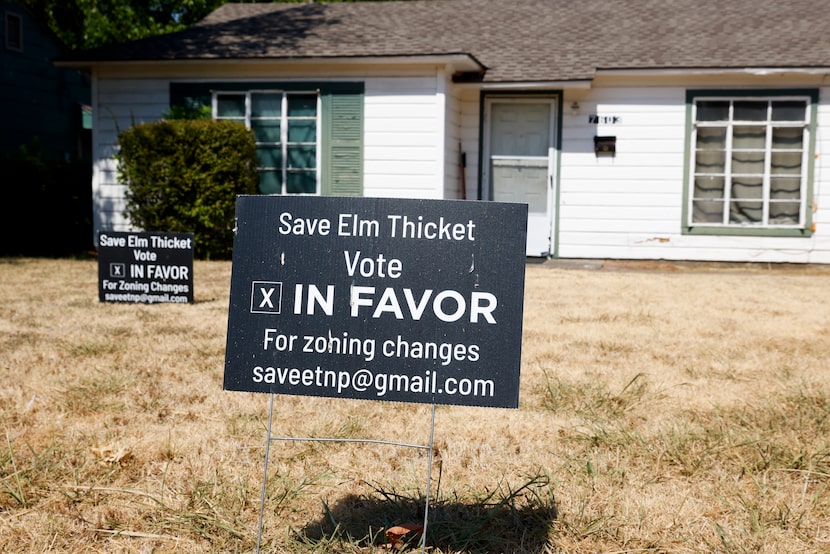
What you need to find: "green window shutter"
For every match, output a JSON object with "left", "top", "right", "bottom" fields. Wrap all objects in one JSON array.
[
  {"left": 171, "top": 82, "right": 365, "bottom": 196},
  {"left": 321, "top": 84, "right": 364, "bottom": 196}
]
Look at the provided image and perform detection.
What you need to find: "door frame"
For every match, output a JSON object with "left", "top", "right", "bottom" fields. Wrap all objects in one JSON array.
[{"left": 479, "top": 91, "right": 562, "bottom": 257}]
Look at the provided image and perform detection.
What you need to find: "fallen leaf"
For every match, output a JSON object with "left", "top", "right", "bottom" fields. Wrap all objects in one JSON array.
[{"left": 386, "top": 522, "right": 424, "bottom": 547}]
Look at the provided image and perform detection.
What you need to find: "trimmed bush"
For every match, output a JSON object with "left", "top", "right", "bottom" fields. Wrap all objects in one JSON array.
[{"left": 117, "top": 119, "right": 258, "bottom": 259}]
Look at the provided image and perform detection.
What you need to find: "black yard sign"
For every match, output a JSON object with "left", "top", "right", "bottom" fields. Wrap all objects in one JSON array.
[
  {"left": 223, "top": 196, "right": 527, "bottom": 408},
  {"left": 98, "top": 231, "right": 194, "bottom": 304}
]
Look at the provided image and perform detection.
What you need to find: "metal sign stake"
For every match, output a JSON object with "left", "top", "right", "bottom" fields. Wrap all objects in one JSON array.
[
  {"left": 226, "top": 197, "right": 528, "bottom": 552},
  {"left": 256, "top": 394, "right": 276, "bottom": 552},
  {"left": 420, "top": 401, "right": 437, "bottom": 552},
  {"left": 255, "top": 394, "right": 438, "bottom": 553}
]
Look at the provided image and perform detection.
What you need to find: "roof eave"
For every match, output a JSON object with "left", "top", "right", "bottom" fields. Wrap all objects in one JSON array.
[
  {"left": 596, "top": 66, "right": 830, "bottom": 77},
  {"left": 471, "top": 80, "right": 593, "bottom": 90},
  {"left": 55, "top": 53, "right": 486, "bottom": 73}
]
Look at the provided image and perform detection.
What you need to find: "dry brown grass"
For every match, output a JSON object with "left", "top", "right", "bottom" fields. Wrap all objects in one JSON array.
[{"left": 1, "top": 257, "right": 829, "bottom": 553}]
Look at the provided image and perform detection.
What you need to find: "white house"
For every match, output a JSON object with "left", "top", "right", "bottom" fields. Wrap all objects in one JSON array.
[{"left": 59, "top": 0, "right": 830, "bottom": 263}]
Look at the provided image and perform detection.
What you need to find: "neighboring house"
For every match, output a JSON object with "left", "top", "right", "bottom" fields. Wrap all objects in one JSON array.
[
  {"left": 58, "top": 0, "right": 830, "bottom": 262},
  {"left": 1, "top": 0, "right": 90, "bottom": 161}
]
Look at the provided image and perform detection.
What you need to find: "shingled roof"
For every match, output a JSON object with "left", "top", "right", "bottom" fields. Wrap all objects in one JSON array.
[{"left": 60, "top": 0, "right": 830, "bottom": 83}]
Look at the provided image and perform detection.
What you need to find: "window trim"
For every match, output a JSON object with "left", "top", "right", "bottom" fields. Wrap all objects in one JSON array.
[
  {"left": 682, "top": 89, "right": 818, "bottom": 237},
  {"left": 5, "top": 11, "right": 22, "bottom": 52},
  {"left": 170, "top": 81, "right": 364, "bottom": 197},
  {"left": 213, "top": 89, "right": 322, "bottom": 196}
]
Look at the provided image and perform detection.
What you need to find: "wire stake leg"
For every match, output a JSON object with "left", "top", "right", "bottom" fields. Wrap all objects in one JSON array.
[
  {"left": 421, "top": 402, "right": 437, "bottom": 553},
  {"left": 256, "top": 394, "right": 275, "bottom": 553}
]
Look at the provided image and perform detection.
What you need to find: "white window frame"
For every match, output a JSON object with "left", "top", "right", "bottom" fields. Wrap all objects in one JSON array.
[
  {"left": 687, "top": 94, "right": 811, "bottom": 231},
  {"left": 212, "top": 89, "right": 321, "bottom": 195}
]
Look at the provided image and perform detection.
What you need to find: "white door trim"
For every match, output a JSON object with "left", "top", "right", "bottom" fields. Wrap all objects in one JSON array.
[{"left": 482, "top": 96, "right": 558, "bottom": 257}]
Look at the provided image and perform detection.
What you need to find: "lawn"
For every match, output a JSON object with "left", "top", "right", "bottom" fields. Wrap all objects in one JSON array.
[{"left": 1, "top": 257, "right": 829, "bottom": 552}]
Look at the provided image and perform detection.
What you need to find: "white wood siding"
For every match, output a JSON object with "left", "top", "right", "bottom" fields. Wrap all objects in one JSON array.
[
  {"left": 555, "top": 86, "right": 830, "bottom": 264},
  {"left": 458, "top": 88, "right": 480, "bottom": 201},
  {"left": 809, "top": 95, "right": 830, "bottom": 262},
  {"left": 91, "top": 73, "right": 448, "bottom": 237},
  {"left": 363, "top": 75, "right": 445, "bottom": 199},
  {"left": 440, "top": 70, "right": 482, "bottom": 201},
  {"left": 89, "top": 66, "right": 830, "bottom": 264},
  {"left": 444, "top": 69, "right": 462, "bottom": 200},
  {"left": 91, "top": 76, "right": 169, "bottom": 235}
]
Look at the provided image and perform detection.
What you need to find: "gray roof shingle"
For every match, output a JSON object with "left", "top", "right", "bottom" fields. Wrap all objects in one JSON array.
[{"left": 61, "top": 0, "right": 830, "bottom": 83}]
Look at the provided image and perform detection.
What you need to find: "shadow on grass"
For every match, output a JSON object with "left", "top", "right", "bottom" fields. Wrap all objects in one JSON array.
[{"left": 295, "top": 474, "right": 557, "bottom": 552}]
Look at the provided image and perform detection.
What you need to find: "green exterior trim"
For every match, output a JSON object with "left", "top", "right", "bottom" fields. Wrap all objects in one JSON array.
[
  {"left": 680, "top": 226, "right": 812, "bottom": 238},
  {"left": 680, "top": 92, "right": 694, "bottom": 232},
  {"left": 682, "top": 88, "right": 818, "bottom": 238},
  {"left": 476, "top": 92, "right": 486, "bottom": 202},
  {"left": 170, "top": 81, "right": 364, "bottom": 197},
  {"left": 321, "top": 83, "right": 364, "bottom": 196}
]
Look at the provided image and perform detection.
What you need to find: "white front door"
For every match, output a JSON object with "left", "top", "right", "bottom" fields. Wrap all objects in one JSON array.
[{"left": 484, "top": 98, "right": 557, "bottom": 257}]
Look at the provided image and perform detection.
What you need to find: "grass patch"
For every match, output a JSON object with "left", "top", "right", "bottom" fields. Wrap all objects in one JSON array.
[
  {"left": 293, "top": 473, "right": 557, "bottom": 553},
  {"left": 2, "top": 259, "right": 830, "bottom": 552}
]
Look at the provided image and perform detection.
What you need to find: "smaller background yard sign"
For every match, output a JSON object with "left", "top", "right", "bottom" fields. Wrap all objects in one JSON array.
[
  {"left": 97, "top": 231, "right": 194, "bottom": 304},
  {"left": 224, "top": 196, "right": 527, "bottom": 408}
]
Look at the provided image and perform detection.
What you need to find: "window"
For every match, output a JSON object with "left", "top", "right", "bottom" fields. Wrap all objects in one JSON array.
[
  {"left": 685, "top": 91, "right": 816, "bottom": 235},
  {"left": 214, "top": 90, "right": 319, "bottom": 195},
  {"left": 171, "top": 81, "right": 363, "bottom": 196},
  {"left": 6, "top": 12, "right": 22, "bottom": 52}
]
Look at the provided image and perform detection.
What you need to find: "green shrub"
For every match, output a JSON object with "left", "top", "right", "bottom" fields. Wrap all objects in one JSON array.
[
  {"left": 116, "top": 119, "right": 258, "bottom": 259},
  {"left": 162, "top": 104, "right": 212, "bottom": 120}
]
